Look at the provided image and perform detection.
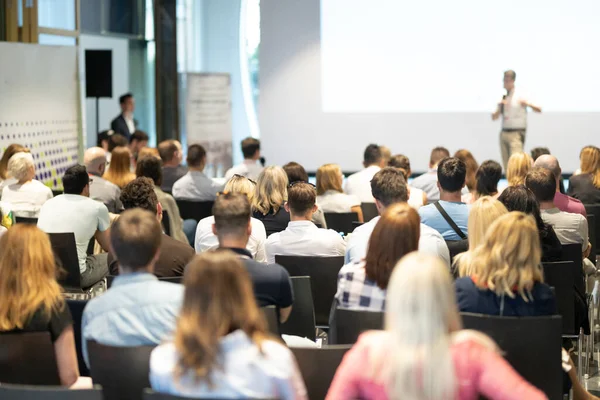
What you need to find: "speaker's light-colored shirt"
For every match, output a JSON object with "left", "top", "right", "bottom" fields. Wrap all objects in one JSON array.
[{"left": 501, "top": 87, "right": 529, "bottom": 130}]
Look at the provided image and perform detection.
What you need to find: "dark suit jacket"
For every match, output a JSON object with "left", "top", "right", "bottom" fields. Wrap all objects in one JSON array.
[{"left": 110, "top": 114, "right": 137, "bottom": 140}]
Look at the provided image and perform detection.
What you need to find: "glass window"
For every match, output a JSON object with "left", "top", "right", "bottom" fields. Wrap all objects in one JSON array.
[
  {"left": 39, "top": 33, "right": 76, "bottom": 46},
  {"left": 245, "top": 0, "right": 260, "bottom": 111},
  {"left": 38, "top": 0, "right": 76, "bottom": 30}
]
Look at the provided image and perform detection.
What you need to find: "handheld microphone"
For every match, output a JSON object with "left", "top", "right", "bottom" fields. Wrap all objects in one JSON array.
[
  {"left": 259, "top": 157, "right": 266, "bottom": 167},
  {"left": 500, "top": 94, "right": 507, "bottom": 115}
]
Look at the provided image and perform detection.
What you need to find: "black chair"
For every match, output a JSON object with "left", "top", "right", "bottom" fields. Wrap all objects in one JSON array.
[
  {"left": 51, "top": 190, "right": 63, "bottom": 197},
  {"left": 159, "top": 276, "right": 183, "bottom": 284},
  {"left": 587, "top": 214, "right": 596, "bottom": 264},
  {"left": 275, "top": 255, "right": 344, "bottom": 327},
  {"left": 542, "top": 261, "right": 576, "bottom": 334},
  {"left": 280, "top": 276, "right": 316, "bottom": 340},
  {"left": 291, "top": 345, "right": 352, "bottom": 400},
  {"left": 360, "top": 202, "right": 378, "bottom": 222},
  {"left": 461, "top": 313, "right": 563, "bottom": 400},
  {"left": 66, "top": 299, "right": 90, "bottom": 377},
  {"left": 584, "top": 204, "right": 600, "bottom": 255},
  {"left": 175, "top": 200, "right": 214, "bottom": 222},
  {"left": 329, "top": 308, "right": 384, "bottom": 345},
  {"left": 0, "top": 383, "right": 102, "bottom": 400},
  {"left": 0, "top": 332, "right": 60, "bottom": 385},
  {"left": 324, "top": 212, "right": 358, "bottom": 235},
  {"left": 161, "top": 210, "right": 172, "bottom": 237},
  {"left": 561, "top": 243, "right": 585, "bottom": 294},
  {"left": 14, "top": 216, "right": 38, "bottom": 224},
  {"left": 87, "top": 341, "right": 156, "bottom": 400},
  {"left": 48, "top": 232, "right": 83, "bottom": 291},
  {"left": 143, "top": 390, "right": 277, "bottom": 400},
  {"left": 261, "top": 305, "right": 280, "bottom": 337}
]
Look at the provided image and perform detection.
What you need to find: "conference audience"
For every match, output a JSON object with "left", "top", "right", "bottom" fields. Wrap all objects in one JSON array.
[
  {"left": 454, "top": 197, "right": 508, "bottom": 277},
  {"left": 282, "top": 161, "right": 328, "bottom": 229},
  {"left": 265, "top": 181, "right": 346, "bottom": 264},
  {"left": 109, "top": 177, "right": 194, "bottom": 277},
  {"left": 327, "top": 253, "right": 545, "bottom": 400},
  {"left": 344, "top": 144, "right": 385, "bottom": 203},
  {"left": 225, "top": 137, "right": 264, "bottom": 180},
  {"left": 531, "top": 147, "right": 550, "bottom": 161},
  {"left": 506, "top": 152, "right": 533, "bottom": 187},
  {"left": 454, "top": 149, "right": 479, "bottom": 203},
  {"left": 473, "top": 160, "right": 502, "bottom": 201},
  {"left": 387, "top": 154, "right": 427, "bottom": 208},
  {"left": 535, "top": 154, "right": 586, "bottom": 216},
  {"left": 129, "top": 130, "right": 149, "bottom": 159},
  {"left": 316, "top": 163, "right": 363, "bottom": 222},
  {"left": 212, "top": 193, "right": 293, "bottom": 321},
  {"left": 568, "top": 145, "right": 600, "bottom": 204},
  {"left": 157, "top": 139, "right": 187, "bottom": 192},
  {"left": 335, "top": 203, "right": 419, "bottom": 312},
  {"left": 410, "top": 146, "right": 450, "bottom": 203},
  {"left": 38, "top": 165, "right": 110, "bottom": 288},
  {"left": 103, "top": 146, "right": 135, "bottom": 189},
  {"left": 345, "top": 167, "right": 449, "bottom": 265},
  {"left": 195, "top": 175, "right": 267, "bottom": 262},
  {"left": 110, "top": 93, "right": 136, "bottom": 139},
  {"left": 136, "top": 156, "right": 188, "bottom": 244},
  {"left": 418, "top": 157, "right": 469, "bottom": 241},
  {"left": 0, "top": 143, "right": 29, "bottom": 192},
  {"left": 83, "top": 147, "right": 123, "bottom": 213},
  {"left": 82, "top": 208, "right": 184, "bottom": 366},
  {"left": 252, "top": 166, "right": 290, "bottom": 236},
  {"left": 1, "top": 152, "right": 53, "bottom": 218},
  {"left": 0, "top": 224, "right": 79, "bottom": 387},
  {"left": 455, "top": 212, "right": 557, "bottom": 316},
  {"left": 498, "top": 186, "right": 563, "bottom": 262},
  {"left": 172, "top": 144, "right": 223, "bottom": 201},
  {"left": 149, "top": 251, "right": 307, "bottom": 399}
]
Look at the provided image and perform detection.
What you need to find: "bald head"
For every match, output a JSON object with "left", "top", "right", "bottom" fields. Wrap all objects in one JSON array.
[
  {"left": 84, "top": 147, "right": 108, "bottom": 177},
  {"left": 534, "top": 154, "right": 561, "bottom": 180}
]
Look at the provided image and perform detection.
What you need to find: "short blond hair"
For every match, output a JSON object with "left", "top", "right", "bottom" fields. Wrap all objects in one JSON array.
[
  {"left": 506, "top": 152, "right": 533, "bottom": 187},
  {"left": 252, "top": 166, "right": 288, "bottom": 215},
  {"left": 7, "top": 152, "right": 34, "bottom": 181},
  {"left": 224, "top": 175, "right": 256, "bottom": 202},
  {"left": 316, "top": 163, "right": 343, "bottom": 195}
]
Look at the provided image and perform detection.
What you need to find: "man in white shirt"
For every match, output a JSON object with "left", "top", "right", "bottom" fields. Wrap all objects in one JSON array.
[
  {"left": 346, "top": 168, "right": 450, "bottom": 266},
  {"left": 172, "top": 144, "right": 224, "bottom": 201},
  {"left": 344, "top": 144, "right": 385, "bottom": 203},
  {"left": 410, "top": 147, "right": 450, "bottom": 203},
  {"left": 491, "top": 70, "right": 542, "bottom": 169},
  {"left": 84, "top": 147, "right": 123, "bottom": 214},
  {"left": 225, "top": 137, "right": 264, "bottom": 181},
  {"left": 110, "top": 93, "right": 137, "bottom": 140},
  {"left": 265, "top": 181, "right": 346, "bottom": 264}
]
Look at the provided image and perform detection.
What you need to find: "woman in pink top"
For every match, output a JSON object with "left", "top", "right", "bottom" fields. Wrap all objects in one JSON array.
[{"left": 326, "top": 252, "right": 546, "bottom": 400}]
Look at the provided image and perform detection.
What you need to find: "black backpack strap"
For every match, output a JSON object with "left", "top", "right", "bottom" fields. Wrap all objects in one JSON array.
[{"left": 433, "top": 201, "right": 467, "bottom": 240}]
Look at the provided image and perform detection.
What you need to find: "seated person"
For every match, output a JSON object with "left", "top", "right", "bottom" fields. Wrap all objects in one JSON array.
[
  {"left": 535, "top": 155, "right": 586, "bottom": 216},
  {"left": 344, "top": 144, "right": 385, "bottom": 203},
  {"left": 316, "top": 163, "right": 363, "bottom": 222},
  {"left": 455, "top": 212, "right": 557, "bottom": 316},
  {"left": 283, "top": 161, "right": 328, "bottom": 229},
  {"left": 0, "top": 224, "right": 80, "bottom": 386},
  {"left": 418, "top": 157, "right": 469, "bottom": 241},
  {"left": 129, "top": 130, "right": 149, "bottom": 160},
  {"left": 157, "top": 140, "right": 187, "bottom": 192},
  {"left": 224, "top": 137, "right": 264, "bottom": 181},
  {"left": 327, "top": 253, "right": 545, "bottom": 400},
  {"left": 149, "top": 251, "right": 307, "bottom": 400},
  {"left": 82, "top": 208, "right": 184, "bottom": 366},
  {"left": 388, "top": 154, "right": 427, "bottom": 208},
  {"left": 252, "top": 166, "right": 291, "bottom": 236},
  {"left": 506, "top": 152, "right": 533, "bottom": 187},
  {"left": 213, "top": 193, "right": 293, "bottom": 322},
  {"left": 172, "top": 144, "right": 223, "bottom": 201},
  {"left": 38, "top": 165, "right": 110, "bottom": 288},
  {"left": 103, "top": 146, "right": 136, "bottom": 189},
  {"left": 84, "top": 147, "right": 123, "bottom": 213},
  {"left": 265, "top": 181, "right": 346, "bottom": 264},
  {"left": 473, "top": 160, "right": 503, "bottom": 201},
  {"left": 568, "top": 145, "right": 600, "bottom": 205},
  {"left": 195, "top": 175, "right": 267, "bottom": 262},
  {"left": 409, "top": 146, "right": 450, "bottom": 203},
  {"left": 335, "top": 203, "right": 420, "bottom": 312},
  {"left": 1, "top": 152, "right": 53, "bottom": 218},
  {"left": 0, "top": 143, "right": 29, "bottom": 192},
  {"left": 109, "top": 177, "right": 195, "bottom": 277}
]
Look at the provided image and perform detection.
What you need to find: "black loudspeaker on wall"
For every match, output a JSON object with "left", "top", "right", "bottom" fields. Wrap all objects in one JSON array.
[{"left": 85, "top": 50, "right": 112, "bottom": 98}]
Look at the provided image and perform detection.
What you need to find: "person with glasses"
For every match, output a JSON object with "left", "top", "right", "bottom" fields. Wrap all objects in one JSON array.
[{"left": 84, "top": 147, "right": 123, "bottom": 213}]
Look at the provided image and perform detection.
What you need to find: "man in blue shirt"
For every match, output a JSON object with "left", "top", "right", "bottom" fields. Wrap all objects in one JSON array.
[
  {"left": 418, "top": 157, "right": 469, "bottom": 240},
  {"left": 81, "top": 208, "right": 184, "bottom": 367}
]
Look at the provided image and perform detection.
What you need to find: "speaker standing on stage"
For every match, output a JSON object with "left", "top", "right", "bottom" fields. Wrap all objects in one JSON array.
[
  {"left": 491, "top": 70, "right": 542, "bottom": 170},
  {"left": 111, "top": 93, "right": 137, "bottom": 140}
]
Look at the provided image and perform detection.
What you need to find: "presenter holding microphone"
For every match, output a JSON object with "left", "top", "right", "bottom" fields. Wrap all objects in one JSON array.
[{"left": 491, "top": 70, "right": 542, "bottom": 169}]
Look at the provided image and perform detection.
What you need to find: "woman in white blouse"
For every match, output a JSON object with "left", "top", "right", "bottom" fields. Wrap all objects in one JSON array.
[
  {"left": 388, "top": 154, "right": 427, "bottom": 209},
  {"left": 1, "top": 152, "right": 52, "bottom": 218},
  {"left": 150, "top": 251, "right": 308, "bottom": 400},
  {"left": 316, "top": 163, "right": 364, "bottom": 222}
]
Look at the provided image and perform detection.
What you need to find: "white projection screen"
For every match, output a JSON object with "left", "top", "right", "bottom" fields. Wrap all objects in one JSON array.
[{"left": 260, "top": 0, "right": 600, "bottom": 173}]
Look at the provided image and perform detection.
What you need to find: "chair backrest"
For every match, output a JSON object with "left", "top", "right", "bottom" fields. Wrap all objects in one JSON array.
[
  {"left": 291, "top": 345, "right": 352, "bottom": 400},
  {"left": 323, "top": 212, "right": 358, "bottom": 235},
  {"left": 587, "top": 214, "right": 596, "bottom": 263},
  {"left": 560, "top": 243, "right": 585, "bottom": 294},
  {"left": 329, "top": 308, "right": 384, "bottom": 345},
  {"left": 445, "top": 239, "right": 469, "bottom": 263},
  {"left": 51, "top": 190, "right": 64, "bottom": 197},
  {"left": 143, "top": 390, "right": 278, "bottom": 400},
  {"left": 584, "top": 204, "right": 600, "bottom": 255},
  {"left": 161, "top": 209, "right": 172, "bottom": 236},
  {"left": 261, "top": 306, "right": 280, "bottom": 337},
  {"left": 360, "top": 202, "right": 378, "bottom": 222},
  {"left": 66, "top": 299, "right": 90, "bottom": 377},
  {"left": 48, "top": 232, "right": 81, "bottom": 290},
  {"left": 460, "top": 313, "right": 563, "bottom": 400},
  {"left": 175, "top": 200, "right": 214, "bottom": 222},
  {"left": 542, "top": 261, "right": 576, "bottom": 334},
  {"left": 14, "top": 216, "right": 38, "bottom": 224},
  {"left": 0, "top": 383, "right": 102, "bottom": 400},
  {"left": 279, "top": 276, "right": 316, "bottom": 340},
  {"left": 87, "top": 340, "right": 156, "bottom": 400},
  {"left": 0, "top": 332, "right": 60, "bottom": 385},
  {"left": 158, "top": 276, "right": 183, "bottom": 284},
  {"left": 275, "top": 255, "right": 345, "bottom": 327}
]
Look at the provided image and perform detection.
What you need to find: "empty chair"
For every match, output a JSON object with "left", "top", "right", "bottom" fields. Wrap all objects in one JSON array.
[
  {"left": 279, "top": 276, "right": 316, "bottom": 341},
  {"left": 0, "top": 332, "right": 60, "bottom": 385},
  {"left": 360, "top": 202, "right": 378, "bottom": 222},
  {"left": 261, "top": 305, "right": 280, "bottom": 337},
  {"left": 542, "top": 261, "right": 576, "bottom": 334},
  {"left": 66, "top": 299, "right": 90, "bottom": 377},
  {"left": 329, "top": 308, "right": 384, "bottom": 345},
  {"left": 324, "top": 212, "right": 358, "bottom": 235},
  {"left": 175, "top": 200, "right": 214, "bottom": 222},
  {"left": 0, "top": 383, "right": 102, "bottom": 400}
]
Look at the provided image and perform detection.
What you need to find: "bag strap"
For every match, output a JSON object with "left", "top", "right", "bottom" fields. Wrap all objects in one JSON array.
[{"left": 433, "top": 201, "right": 467, "bottom": 240}]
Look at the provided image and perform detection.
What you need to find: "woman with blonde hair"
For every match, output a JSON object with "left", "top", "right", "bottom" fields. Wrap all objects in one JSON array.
[
  {"left": 0, "top": 143, "right": 30, "bottom": 191},
  {"left": 0, "top": 224, "right": 80, "bottom": 386},
  {"left": 316, "top": 163, "right": 363, "bottom": 222},
  {"left": 327, "top": 252, "right": 545, "bottom": 399},
  {"left": 103, "top": 146, "right": 135, "bottom": 189},
  {"left": 388, "top": 154, "right": 427, "bottom": 209},
  {"left": 454, "top": 149, "right": 479, "bottom": 203},
  {"left": 252, "top": 166, "right": 290, "bottom": 236},
  {"left": 150, "top": 251, "right": 307, "bottom": 399},
  {"left": 506, "top": 152, "right": 533, "bottom": 187},
  {"left": 195, "top": 175, "right": 267, "bottom": 261},
  {"left": 568, "top": 145, "right": 600, "bottom": 204}
]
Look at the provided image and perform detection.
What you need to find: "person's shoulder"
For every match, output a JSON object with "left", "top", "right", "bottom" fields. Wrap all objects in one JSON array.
[
  {"left": 419, "top": 222, "right": 444, "bottom": 238},
  {"left": 455, "top": 276, "right": 476, "bottom": 290},
  {"left": 532, "top": 281, "right": 556, "bottom": 299},
  {"left": 418, "top": 203, "right": 436, "bottom": 216},
  {"left": 265, "top": 230, "right": 282, "bottom": 244},
  {"left": 197, "top": 215, "right": 214, "bottom": 228},
  {"left": 150, "top": 342, "right": 178, "bottom": 372},
  {"left": 162, "top": 234, "right": 194, "bottom": 253},
  {"left": 339, "top": 260, "right": 364, "bottom": 275}
]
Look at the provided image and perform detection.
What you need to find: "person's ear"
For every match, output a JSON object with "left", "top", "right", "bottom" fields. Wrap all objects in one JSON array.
[
  {"left": 284, "top": 202, "right": 290, "bottom": 213},
  {"left": 212, "top": 223, "right": 218, "bottom": 236},
  {"left": 312, "top": 203, "right": 318, "bottom": 213}
]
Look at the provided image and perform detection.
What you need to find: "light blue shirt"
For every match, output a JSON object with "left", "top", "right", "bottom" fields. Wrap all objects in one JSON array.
[
  {"left": 418, "top": 200, "right": 469, "bottom": 241},
  {"left": 172, "top": 171, "right": 224, "bottom": 201},
  {"left": 81, "top": 273, "right": 184, "bottom": 366}
]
